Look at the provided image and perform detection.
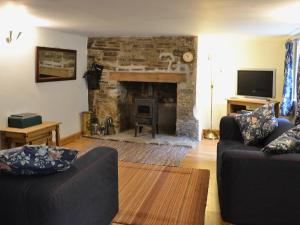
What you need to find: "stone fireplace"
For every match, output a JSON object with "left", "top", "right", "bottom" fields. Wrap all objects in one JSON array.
[{"left": 88, "top": 36, "right": 198, "bottom": 140}]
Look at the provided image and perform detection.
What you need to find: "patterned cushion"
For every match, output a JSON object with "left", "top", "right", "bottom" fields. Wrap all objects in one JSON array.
[
  {"left": 0, "top": 145, "right": 78, "bottom": 175},
  {"left": 262, "top": 125, "right": 300, "bottom": 153},
  {"left": 234, "top": 103, "right": 278, "bottom": 145}
]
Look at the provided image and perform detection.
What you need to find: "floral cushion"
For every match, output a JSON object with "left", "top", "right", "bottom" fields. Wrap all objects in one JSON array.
[
  {"left": 234, "top": 103, "right": 278, "bottom": 145},
  {"left": 0, "top": 145, "right": 78, "bottom": 175},
  {"left": 262, "top": 125, "right": 300, "bottom": 153}
]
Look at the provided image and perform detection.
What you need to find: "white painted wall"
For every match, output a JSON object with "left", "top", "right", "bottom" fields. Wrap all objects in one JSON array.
[
  {"left": 196, "top": 35, "right": 286, "bottom": 135},
  {"left": 0, "top": 28, "right": 88, "bottom": 138}
]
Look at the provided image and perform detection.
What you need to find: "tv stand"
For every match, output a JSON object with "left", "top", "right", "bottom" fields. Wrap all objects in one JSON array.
[{"left": 227, "top": 98, "right": 280, "bottom": 117}]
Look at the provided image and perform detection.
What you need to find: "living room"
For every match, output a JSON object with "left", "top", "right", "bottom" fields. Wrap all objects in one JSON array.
[{"left": 0, "top": 1, "right": 299, "bottom": 225}]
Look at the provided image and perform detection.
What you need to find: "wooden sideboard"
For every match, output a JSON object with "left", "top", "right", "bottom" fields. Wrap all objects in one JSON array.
[{"left": 227, "top": 98, "right": 280, "bottom": 117}]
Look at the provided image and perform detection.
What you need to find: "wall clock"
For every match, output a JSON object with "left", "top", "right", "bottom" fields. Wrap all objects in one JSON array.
[{"left": 182, "top": 51, "right": 194, "bottom": 63}]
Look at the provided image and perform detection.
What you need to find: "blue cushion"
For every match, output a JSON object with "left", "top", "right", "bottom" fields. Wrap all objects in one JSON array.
[
  {"left": 0, "top": 145, "right": 78, "bottom": 175},
  {"left": 234, "top": 103, "right": 278, "bottom": 145},
  {"left": 262, "top": 125, "right": 300, "bottom": 154}
]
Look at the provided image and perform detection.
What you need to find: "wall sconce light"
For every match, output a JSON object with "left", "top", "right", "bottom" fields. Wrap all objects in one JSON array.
[{"left": 6, "top": 30, "right": 22, "bottom": 44}]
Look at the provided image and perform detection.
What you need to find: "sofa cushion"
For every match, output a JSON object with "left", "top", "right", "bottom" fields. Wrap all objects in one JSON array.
[
  {"left": 263, "top": 118, "right": 294, "bottom": 146},
  {"left": 262, "top": 125, "right": 300, "bottom": 154},
  {"left": 219, "top": 116, "right": 243, "bottom": 142},
  {"left": 234, "top": 103, "right": 278, "bottom": 145},
  {"left": 0, "top": 145, "right": 78, "bottom": 175}
]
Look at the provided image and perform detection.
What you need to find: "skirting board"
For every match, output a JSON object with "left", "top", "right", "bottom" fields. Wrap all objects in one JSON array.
[{"left": 60, "top": 132, "right": 81, "bottom": 146}]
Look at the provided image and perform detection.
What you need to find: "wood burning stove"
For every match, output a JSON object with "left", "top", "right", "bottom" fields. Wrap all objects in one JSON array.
[{"left": 134, "top": 98, "right": 158, "bottom": 138}]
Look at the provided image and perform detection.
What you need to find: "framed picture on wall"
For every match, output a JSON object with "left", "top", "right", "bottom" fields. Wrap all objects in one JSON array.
[{"left": 36, "top": 47, "right": 77, "bottom": 82}]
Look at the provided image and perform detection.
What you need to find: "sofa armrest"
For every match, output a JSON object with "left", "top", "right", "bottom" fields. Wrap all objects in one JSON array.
[
  {"left": 0, "top": 147, "right": 119, "bottom": 225},
  {"left": 219, "top": 116, "right": 243, "bottom": 141},
  {"left": 31, "top": 147, "right": 118, "bottom": 225},
  {"left": 220, "top": 150, "right": 300, "bottom": 225}
]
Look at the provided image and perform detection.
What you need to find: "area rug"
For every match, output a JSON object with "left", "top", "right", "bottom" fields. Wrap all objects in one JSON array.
[
  {"left": 79, "top": 139, "right": 191, "bottom": 166},
  {"left": 113, "top": 162, "right": 210, "bottom": 225}
]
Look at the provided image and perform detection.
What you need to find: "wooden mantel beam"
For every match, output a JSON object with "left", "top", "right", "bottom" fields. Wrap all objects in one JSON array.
[{"left": 109, "top": 72, "right": 186, "bottom": 83}]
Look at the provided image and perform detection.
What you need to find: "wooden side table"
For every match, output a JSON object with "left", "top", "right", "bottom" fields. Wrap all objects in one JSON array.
[{"left": 0, "top": 121, "right": 61, "bottom": 149}]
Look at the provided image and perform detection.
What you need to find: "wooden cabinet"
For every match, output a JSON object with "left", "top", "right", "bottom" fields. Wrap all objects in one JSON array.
[{"left": 227, "top": 98, "right": 280, "bottom": 117}]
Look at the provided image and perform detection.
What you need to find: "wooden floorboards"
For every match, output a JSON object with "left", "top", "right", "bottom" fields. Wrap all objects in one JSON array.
[{"left": 65, "top": 138, "right": 231, "bottom": 225}]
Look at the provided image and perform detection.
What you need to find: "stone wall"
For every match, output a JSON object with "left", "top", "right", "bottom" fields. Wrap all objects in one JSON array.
[{"left": 87, "top": 36, "right": 199, "bottom": 140}]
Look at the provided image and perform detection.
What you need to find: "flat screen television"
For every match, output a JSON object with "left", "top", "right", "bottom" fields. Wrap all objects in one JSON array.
[{"left": 237, "top": 69, "right": 276, "bottom": 98}]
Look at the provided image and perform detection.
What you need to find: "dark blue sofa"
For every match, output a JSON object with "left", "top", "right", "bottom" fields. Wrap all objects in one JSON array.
[
  {"left": 217, "top": 116, "right": 299, "bottom": 225},
  {"left": 0, "top": 147, "right": 119, "bottom": 225}
]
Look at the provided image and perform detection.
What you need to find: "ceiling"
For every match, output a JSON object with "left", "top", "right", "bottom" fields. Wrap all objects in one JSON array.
[{"left": 1, "top": 0, "right": 300, "bottom": 37}]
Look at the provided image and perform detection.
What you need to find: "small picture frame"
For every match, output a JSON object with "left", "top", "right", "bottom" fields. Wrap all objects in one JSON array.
[{"left": 36, "top": 47, "right": 77, "bottom": 82}]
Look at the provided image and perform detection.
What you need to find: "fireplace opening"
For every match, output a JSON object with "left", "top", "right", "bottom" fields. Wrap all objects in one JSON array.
[{"left": 119, "top": 82, "right": 177, "bottom": 134}]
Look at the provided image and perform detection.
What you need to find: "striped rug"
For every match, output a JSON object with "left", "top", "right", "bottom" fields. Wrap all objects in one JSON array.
[
  {"left": 113, "top": 161, "right": 210, "bottom": 225},
  {"left": 78, "top": 139, "right": 191, "bottom": 166}
]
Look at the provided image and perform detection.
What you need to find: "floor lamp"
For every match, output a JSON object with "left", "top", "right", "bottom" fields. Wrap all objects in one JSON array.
[{"left": 204, "top": 54, "right": 218, "bottom": 140}]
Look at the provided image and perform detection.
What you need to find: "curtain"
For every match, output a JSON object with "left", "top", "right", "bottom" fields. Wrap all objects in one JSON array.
[
  {"left": 280, "top": 41, "right": 294, "bottom": 116},
  {"left": 295, "top": 53, "right": 300, "bottom": 124}
]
